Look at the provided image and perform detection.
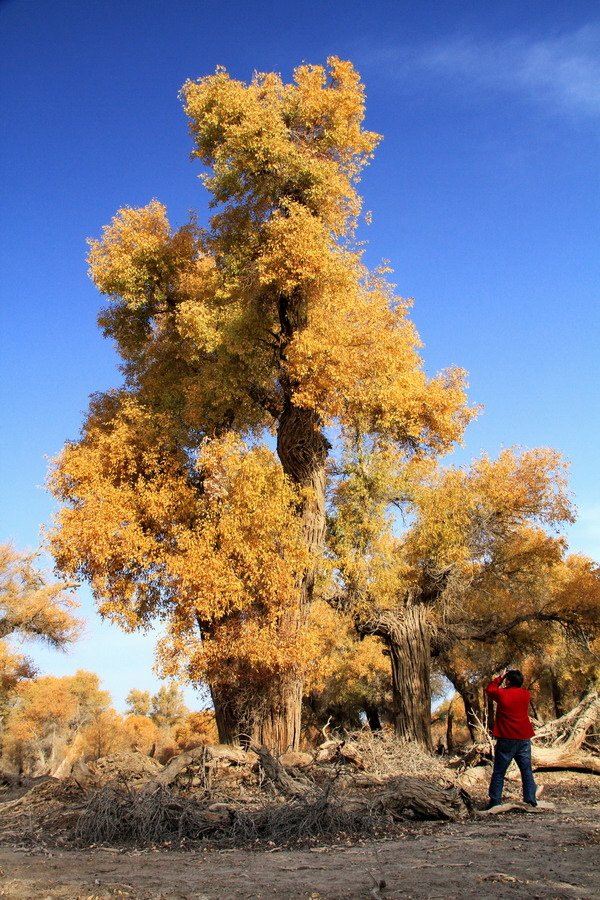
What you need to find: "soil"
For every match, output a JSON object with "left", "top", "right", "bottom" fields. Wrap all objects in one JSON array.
[{"left": 0, "top": 772, "right": 598, "bottom": 899}]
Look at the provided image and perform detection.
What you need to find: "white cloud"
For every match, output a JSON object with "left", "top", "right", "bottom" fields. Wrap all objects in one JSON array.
[{"left": 422, "top": 26, "right": 600, "bottom": 119}]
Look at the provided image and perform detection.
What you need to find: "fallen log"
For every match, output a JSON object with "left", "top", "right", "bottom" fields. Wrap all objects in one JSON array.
[
  {"left": 152, "top": 743, "right": 251, "bottom": 787},
  {"left": 531, "top": 690, "right": 600, "bottom": 774}
]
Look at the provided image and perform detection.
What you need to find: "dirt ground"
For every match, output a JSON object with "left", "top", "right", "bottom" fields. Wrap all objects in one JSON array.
[{"left": 0, "top": 773, "right": 598, "bottom": 900}]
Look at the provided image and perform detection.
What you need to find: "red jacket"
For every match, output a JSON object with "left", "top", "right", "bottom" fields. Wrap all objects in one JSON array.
[{"left": 485, "top": 676, "right": 535, "bottom": 740}]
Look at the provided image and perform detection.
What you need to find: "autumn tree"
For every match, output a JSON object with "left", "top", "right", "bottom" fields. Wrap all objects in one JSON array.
[
  {"left": 49, "top": 59, "right": 473, "bottom": 752},
  {"left": 126, "top": 689, "right": 152, "bottom": 718},
  {"left": 302, "top": 600, "right": 392, "bottom": 733},
  {"left": 150, "top": 683, "right": 188, "bottom": 729},
  {"left": 0, "top": 544, "right": 80, "bottom": 747},
  {"left": 447, "top": 552, "right": 600, "bottom": 729},
  {"left": 0, "top": 543, "right": 80, "bottom": 651},
  {"left": 329, "top": 439, "right": 585, "bottom": 748},
  {"left": 2, "top": 670, "right": 115, "bottom": 774}
]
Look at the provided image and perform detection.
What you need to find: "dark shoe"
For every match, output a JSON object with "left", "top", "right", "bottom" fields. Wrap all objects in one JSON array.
[
  {"left": 483, "top": 801, "right": 501, "bottom": 810},
  {"left": 524, "top": 800, "right": 537, "bottom": 807}
]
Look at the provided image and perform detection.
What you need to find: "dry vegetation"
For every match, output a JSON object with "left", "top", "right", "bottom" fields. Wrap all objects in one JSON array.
[{"left": 1, "top": 732, "right": 599, "bottom": 900}]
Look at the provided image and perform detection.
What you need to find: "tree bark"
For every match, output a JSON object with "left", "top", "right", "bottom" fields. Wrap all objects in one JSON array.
[
  {"left": 210, "top": 684, "right": 249, "bottom": 747},
  {"left": 386, "top": 604, "right": 433, "bottom": 750},
  {"left": 251, "top": 674, "right": 304, "bottom": 752},
  {"left": 257, "top": 400, "right": 327, "bottom": 752}
]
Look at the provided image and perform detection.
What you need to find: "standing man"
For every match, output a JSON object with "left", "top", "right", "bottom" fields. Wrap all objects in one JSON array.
[{"left": 485, "top": 669, "right": 537, "bottom": 809}]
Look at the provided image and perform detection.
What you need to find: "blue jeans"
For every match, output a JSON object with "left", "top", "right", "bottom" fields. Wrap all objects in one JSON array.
[{"left": 489, "top": 738, "right": 537, "bottom": 805}]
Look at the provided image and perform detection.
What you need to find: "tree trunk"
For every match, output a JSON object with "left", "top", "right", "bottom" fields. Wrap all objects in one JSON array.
[
  {"left": 446, "top": 703, "right": 455, "bottom": 753},
  {"left": 387, "top": 603, "right": 433, "bottom": 750},
  {"left": 440, "top": 661, "right": 485, "bottom": 743},
  {"left": 549, "top": 669, "right": 565, "bottom": 719},
  {"left": 364, "top": 703, "right": 382, "bottom": 732},
  {"left": 208, "top": 404, "right": 328, "bottom": 753},
  {"left": 210, "top": 684, "right": 248, "bottom": 747},
  {"left": 251, "top": 675, "right": 303, "bottom": 752},
  {"left": 258, "top": 401, "right": 327, "bottom": 752}
]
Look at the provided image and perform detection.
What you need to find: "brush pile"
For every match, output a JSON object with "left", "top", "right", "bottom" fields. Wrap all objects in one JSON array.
[{"left": 0, "top": 732, "right": 471, "bottom": 849}]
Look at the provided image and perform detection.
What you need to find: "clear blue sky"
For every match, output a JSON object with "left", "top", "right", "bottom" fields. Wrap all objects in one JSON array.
[{"left": 1, "top": 0, "right": 599, "bottom": 711}]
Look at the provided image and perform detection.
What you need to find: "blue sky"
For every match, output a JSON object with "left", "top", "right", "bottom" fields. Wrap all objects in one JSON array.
[{"left": 1, "top": 0, "right": 599, "bottom": 711}]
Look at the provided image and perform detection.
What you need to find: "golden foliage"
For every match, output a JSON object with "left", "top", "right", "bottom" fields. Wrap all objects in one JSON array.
[
  {"left": 330, "top": 439, "right": 576, "bottom": 632},
  {"left": 173, "top": 710, "right": 218, "bottom": 750},
  {"left": 49, "top": 416, "right": 310, "bottom": 685},
  {"left": 0, "top": 543, "right": 81, "bottom": 647}
]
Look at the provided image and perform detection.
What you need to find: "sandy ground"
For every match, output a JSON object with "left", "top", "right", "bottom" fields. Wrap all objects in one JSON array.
[{"left": 0, "top": 775, "right": 598, "bottom": 899}]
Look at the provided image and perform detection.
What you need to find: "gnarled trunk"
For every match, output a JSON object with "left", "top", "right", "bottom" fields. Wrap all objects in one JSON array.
[
  {"left": 386, "top": 604, "right": 433, "bottom": 750},
  {"left": 237, "top": 401, "right": 325, "bottom": 752}
]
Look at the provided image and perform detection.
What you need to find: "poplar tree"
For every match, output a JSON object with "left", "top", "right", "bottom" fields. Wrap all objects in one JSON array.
[{"left": 49, "top": 59, "right": 472, "bottom": 751}]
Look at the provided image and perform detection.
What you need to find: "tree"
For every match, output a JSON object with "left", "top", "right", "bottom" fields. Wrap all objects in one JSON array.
[
  {"left": 49, "top": 59, "right": 473, "bottom": 752},
  {"left": 0, "top": 544, "right": 80, "bottom": 745},
  {"left": 1, "top": 670, "right": 113, "bottom": 774},
  {"left": 302, "top": 600, "right": 392, "bottom": 734},
  {"left": 0, "top": 543, "right": 80, "bottom": 648},
  {"left": 438, "top": 544, "right": 600, "bottom": 740},
  {"left": 126, "top": 689, "right": 152, "bottom": 718},
  {"left": 329, "top": 440, "right": 580, "bottom": 748},
  {"left": 150, "top": 683, "right": 188, "bottom": 729}
]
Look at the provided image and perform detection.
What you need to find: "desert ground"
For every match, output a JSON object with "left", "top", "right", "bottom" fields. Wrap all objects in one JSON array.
[{"left": 1, "top": 772, "right": 598, "bottom": 899}]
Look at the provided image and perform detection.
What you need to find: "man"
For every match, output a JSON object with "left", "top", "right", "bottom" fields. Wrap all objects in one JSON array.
[{"left": 485, "top": 669, "right": 537, "bottom": 809}]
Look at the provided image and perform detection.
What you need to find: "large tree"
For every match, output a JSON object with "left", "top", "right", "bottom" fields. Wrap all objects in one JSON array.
[{"left": 49, "top": 59, "right": 473, "bottom": 752}]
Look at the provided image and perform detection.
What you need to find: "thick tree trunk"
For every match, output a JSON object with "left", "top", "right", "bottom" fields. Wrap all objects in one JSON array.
[
  {"left": 210, "top": 683, "right": 250, "bottom": 747},
  {"left": 251, "top": 675, "right": 303, "bottom": 752},
  {"left": 249, "top": 401, "right": 327, "bottom": 753},
  {"left": 386, "top": 604, "right": 433, "bottom": 750}
]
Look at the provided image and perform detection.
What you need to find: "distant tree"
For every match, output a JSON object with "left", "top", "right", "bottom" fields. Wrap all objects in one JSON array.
[
  {"left": 123, "top": 713, "right": 160, "bottom": 753},
  {"left": 1, "top": 670, "right": 113, "bottom": 775},
  {"left": 48, "top": 58, "right": 474, "bottom": 751},
  {"left": 125, "top": 688, "right": 152, "bottom": 717},
  {"left": 79, "top": 709, "right": 127, "bottom": 761},
  {"left": 0, "top": 543, "right": 80, "bottom": 648},
  {"left": 173, "top": 710, "right": 218, "bottom": 750},
  {"left": 150, "top": 683, "right": 188, "bottom": 729}
]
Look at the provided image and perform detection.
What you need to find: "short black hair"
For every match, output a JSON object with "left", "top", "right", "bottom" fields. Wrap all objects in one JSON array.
[{"left": 505, "top": 670, "right": 524, "bottom": 687}]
